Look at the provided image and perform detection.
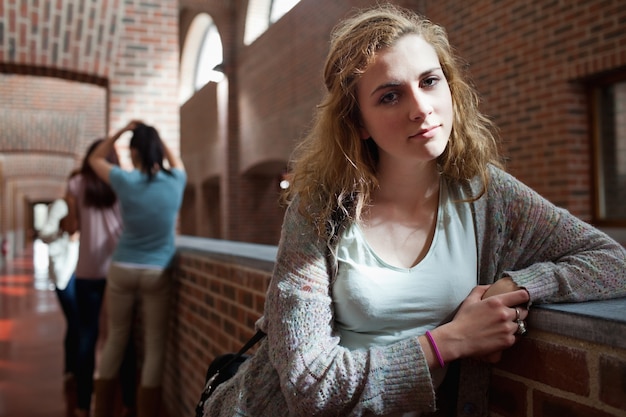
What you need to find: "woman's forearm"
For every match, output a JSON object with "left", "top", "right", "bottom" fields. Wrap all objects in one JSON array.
[
  {"left": 90, "top": 132, "right": 117, "bottom": 162},
  {"left": 88, "top": 121, "right": 136, "bottom": 182},
  {"left": 163, "top": 142, "right": 184, "bottom": 170}
]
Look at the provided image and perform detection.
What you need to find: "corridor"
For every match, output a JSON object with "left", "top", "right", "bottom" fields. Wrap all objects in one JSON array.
[{"left": 0, "top": 240, "right": 66, "bottom": 416}]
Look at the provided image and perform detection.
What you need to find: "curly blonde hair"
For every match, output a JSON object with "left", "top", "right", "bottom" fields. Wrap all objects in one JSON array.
[{"left": 285, "top": 3, "right": 502, "bottom": 241}]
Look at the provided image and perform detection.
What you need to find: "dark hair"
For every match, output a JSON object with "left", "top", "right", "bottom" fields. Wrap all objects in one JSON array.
[
  {"left": 80, "top": 139, "right": 118, "bottom": 208},
  {"left": 130, "top": 123, "right": 172, "bottom": 181}
]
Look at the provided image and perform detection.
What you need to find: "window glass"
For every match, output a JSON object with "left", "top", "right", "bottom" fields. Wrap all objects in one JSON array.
[
  {"left": 244, "top": 0, "right": 300, "bottom": 45},
  {"left": 594, "top": 80, "right": 626, "bottom": 223},
  {"left": 194, "top": 22, "right": 224, "bottom": 89},
  {"left": 180, "top": 14, "right": 223, "bottom": 103},
  {"left": 269, "top": 0, "right": 300, "bottom": 23}
]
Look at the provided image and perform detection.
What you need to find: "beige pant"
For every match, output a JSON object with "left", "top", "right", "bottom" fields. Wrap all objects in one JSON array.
[{"left": 98, "top": 263, "right": 170, "bottom": 387}]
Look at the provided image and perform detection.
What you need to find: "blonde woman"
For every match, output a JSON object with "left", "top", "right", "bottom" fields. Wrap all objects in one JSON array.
[{"left": 202, "top": 4, "right": 626, "bottom": 416}]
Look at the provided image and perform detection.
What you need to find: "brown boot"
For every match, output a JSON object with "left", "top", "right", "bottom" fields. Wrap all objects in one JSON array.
[
  {"left": 120, "top": 406, "right": 137, "bottom": 417},
  {"left": 63, "top": 374, "right": 77, "bottom": 417},
  {"left": 93, "top": 379, "right": 117, "bottom": 417},
  {"left": 137, "top": 386, "right": 161, "bottom": 417}
]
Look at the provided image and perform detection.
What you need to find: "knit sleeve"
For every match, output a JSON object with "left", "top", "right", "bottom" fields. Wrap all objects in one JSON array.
[
  {"left": 263, "top": 198, "right": 437, "bottom": 416},
  {"left": 484, "top": 168, "right": 626, "bottom": 303}
]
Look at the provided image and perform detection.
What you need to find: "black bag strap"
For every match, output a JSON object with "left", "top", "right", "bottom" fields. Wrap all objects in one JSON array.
[
  {"left": 196, "top": 330, "right": 267, "bottom": 417},
  {"left": 219, "top": 330, "right": 266, "bottom": 372}
]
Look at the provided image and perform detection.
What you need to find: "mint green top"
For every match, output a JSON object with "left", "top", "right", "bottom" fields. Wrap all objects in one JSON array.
[
  {"left": 333, "top": 178, "right": 476, "bottom": 416},
  {"left": 333, "top": 178, "right": 476, "bottom": 351}
]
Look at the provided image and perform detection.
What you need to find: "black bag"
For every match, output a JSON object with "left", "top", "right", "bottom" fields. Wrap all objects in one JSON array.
[{"left": 195, "top": 330, "right": 266, "bottom": 417}]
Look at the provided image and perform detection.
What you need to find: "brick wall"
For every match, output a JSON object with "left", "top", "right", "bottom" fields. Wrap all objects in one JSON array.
[
  {"left": 421, "top": 0, "right": 626, "bottom": 219},
  {"left": 166, "top": 245, "right": 626, "bottom": 417},
  {"left": 492, "top": 332, "right": 626, "bottom": 417},
  {"left": 0, "top": 74, "right": 106, "bottom": 155},
  {"left": 0, "top": 0, "right": 180, "bottom": 254},
  {"left": 179, "top": 0, "right": 626, "bottom": 245},
  {"left": 0, "top": 74, "right": 105, "bottom": 248},
  {"left": 3, "top": 0, "right": 624, "bottom": 248},
  {"left": 166, "top": 249, "right": 271, "bottom": 417},
  {"left": 108, "top": 0, "right": 179, "bottom": 149}
]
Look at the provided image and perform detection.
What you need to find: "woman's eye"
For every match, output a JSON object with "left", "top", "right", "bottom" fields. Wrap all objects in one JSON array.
[
  {"left": 380, "top": 91, "right": 399, "bottom": 104},
  {"left": 422, "top": 77, "right": 439, "bottom": 88}
]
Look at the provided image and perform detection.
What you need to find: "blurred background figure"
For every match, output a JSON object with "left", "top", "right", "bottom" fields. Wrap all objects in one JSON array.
[
  {"left": 89, "top": 121, "right": 186, "bottom": 417},
  {"left": 39, "top": 192, "right": 80, "bottom": 417},
  {"left": 66, "top": 139, "right": 138, "bottom": 417}
]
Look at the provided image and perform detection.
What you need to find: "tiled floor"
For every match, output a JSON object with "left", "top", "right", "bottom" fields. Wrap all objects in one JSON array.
[
  {"left": 0, "top": 240, "right": 67, "bottom": 417},
  {"left": 0, "top": 242, "right": 173, "bottom": 417},
  {"left": 8, "top": 236, "right": 624, "bottom": 416}
]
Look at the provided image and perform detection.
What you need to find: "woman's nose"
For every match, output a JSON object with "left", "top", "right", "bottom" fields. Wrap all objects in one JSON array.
[{"left": 409, "top": 87, "right": 433, "bottom": 121}]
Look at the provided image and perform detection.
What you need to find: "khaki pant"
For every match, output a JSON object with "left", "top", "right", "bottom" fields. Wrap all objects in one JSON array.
[{"left": 98, "top": 263, "right": 170, "bottom": 387}]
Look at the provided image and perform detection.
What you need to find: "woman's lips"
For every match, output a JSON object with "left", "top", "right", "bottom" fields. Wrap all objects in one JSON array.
[{"left": 412, "top": 125, "right": 440, "bottom": 139}]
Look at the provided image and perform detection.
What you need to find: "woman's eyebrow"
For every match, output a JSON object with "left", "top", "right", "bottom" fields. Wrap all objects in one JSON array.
[{"left": 369, "top": 67, "right": 442, "bottom": 97}]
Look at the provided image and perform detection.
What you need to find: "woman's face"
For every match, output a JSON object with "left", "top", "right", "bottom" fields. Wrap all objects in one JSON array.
[{"left": 356, "top": 34, "right": 453, "bottom": 169}]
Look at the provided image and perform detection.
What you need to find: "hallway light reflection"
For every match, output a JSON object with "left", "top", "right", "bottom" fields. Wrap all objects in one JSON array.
[{"left": 33, "top": 239, "right": 55, "bottom": 291}]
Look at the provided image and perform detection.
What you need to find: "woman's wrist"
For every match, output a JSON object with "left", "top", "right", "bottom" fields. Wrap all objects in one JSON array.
[
  {"left": 111, "top": 127, "right": 127, "bottom": 141},
  {"left": 482, "top": 276, "right": 518, "bottom": 299},
  {"left": 110, "top": 120, "right": 136, "bottom": 141},
  {"left": 425, "top": 331, "right": 445, "bottom": 368},
  {"left": 420, "top": 327, "right": 459, "bottom": 369}
]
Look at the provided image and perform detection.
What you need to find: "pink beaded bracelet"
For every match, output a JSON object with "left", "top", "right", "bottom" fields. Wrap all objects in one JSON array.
[{"left": 425, "top": 330, "right": 445, "bottom": 368}]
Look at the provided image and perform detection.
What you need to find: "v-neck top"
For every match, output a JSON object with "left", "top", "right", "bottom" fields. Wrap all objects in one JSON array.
[{"left": 333, "top": 177, "right": 477, "bottom": 351}]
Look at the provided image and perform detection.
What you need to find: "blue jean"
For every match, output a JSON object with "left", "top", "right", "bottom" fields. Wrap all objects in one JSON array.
[
  {"left": 54, "top": 274, "right": 78, "bottom": 375},
  {"left": 75, "top": 278, "right": 137, "bottom": 411}
]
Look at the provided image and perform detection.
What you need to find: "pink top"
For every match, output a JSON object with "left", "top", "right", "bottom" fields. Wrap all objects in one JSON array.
[{"left": 68, "top": 175, "right": 123, "bottom": 279}]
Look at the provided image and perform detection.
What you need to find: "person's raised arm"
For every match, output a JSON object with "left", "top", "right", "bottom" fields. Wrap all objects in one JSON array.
[
  {"left": 162, "top": 138, "right": 185, "bottom": 171},
  {"left": 88, "top": 120, "right": 138, "bottom": 184}
]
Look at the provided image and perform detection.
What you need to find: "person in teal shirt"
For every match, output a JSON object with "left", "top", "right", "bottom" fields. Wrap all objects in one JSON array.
[{"left": 89, "top": 120, "right": 186, "bottom": 417}]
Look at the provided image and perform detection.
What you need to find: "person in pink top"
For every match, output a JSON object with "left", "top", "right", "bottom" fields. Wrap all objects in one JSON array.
[{"left": 65, "top": 139, "right": 137, "bottom": 417}]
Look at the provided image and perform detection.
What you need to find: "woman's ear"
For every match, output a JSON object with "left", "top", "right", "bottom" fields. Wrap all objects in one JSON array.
[
  {"left": 360, "top": 126, "right": 371, "bottom": 140},
  {"left": 357, "top": 111, "right": 371, "bottom": 139},
  {"left": 358, "top": 118, "right": 370, "bottom": 140}
]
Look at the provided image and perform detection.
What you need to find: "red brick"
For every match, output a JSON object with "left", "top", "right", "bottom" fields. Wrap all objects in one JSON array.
[
  {"left": 496, "top": 338, "right": 589, "bottom": 396},
  {"left": 599, "top": 354, "right": 626, "bottom": 411},
  {"left": 533, "top": 391, "right": 616, "bottom": 417},
  {"left": 489, "top": 374, "right": 527, "bottom": 417}
]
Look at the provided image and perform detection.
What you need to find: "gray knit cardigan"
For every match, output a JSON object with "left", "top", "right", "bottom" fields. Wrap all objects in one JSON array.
[{"left": 203, "top": 166, "right": 626, "bottom": 417}]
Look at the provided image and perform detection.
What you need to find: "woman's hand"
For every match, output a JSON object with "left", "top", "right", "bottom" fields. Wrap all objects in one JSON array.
[
  {"left": 481, "top": 276, "right": 530, "bottom": 362},
  {"left": 482, "top": 276, "right": 525, "bottom": 299},
  {"left": 118, "top": 120, "right": 142, "bottom": 137},
  {"left": 423, "top": 285, "right": 530, "bottom": 367}
]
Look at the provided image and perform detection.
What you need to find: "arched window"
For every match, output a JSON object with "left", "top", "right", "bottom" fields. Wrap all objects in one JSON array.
[
  {"left": 195, "top": 21, "right": 224, "bottom": 89},
  {"left": 269, "top": 0, "right": 301, "bottom": 23},
  {"left": 244, "top": 0, "right": 301, "bottom": 45},
  {"left": 179, "top": 13, "right": 224, "bottom": 104}
]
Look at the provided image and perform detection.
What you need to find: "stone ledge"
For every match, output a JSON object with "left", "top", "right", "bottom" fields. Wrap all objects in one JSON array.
[
  {"left": 529, "top": 298, "right": 626, "bottom": 349},
  {"left": 175, "top": 235, "right": 277, "bottom": 272}
]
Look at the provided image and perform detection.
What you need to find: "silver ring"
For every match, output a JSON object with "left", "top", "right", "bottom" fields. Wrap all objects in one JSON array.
[
  {"left": 514, "top": 307, "right": 520, "bottom": 321},
  {"left": 516, "top": 319, "right": 527, "bottom": 336}
]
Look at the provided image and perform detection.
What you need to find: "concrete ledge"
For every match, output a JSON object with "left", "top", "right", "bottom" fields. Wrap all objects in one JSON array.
[
  {"left": 175, "top": 235, "right": 277, "bottom": 272},
  {"left": 530, "top": 298, "right": 626, "bottom": 350}
]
